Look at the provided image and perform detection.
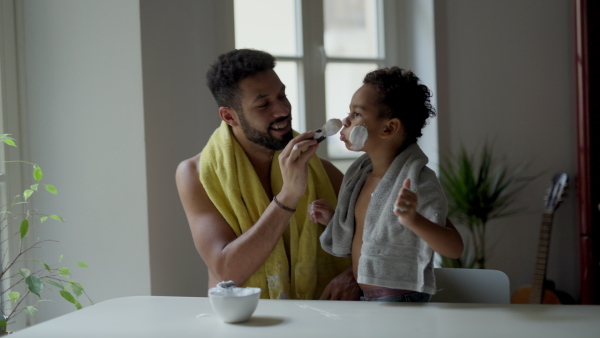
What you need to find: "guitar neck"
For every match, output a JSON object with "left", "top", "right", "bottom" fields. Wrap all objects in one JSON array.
[{"left": 529, "top": 211, "right": 554, "bottom": 304}]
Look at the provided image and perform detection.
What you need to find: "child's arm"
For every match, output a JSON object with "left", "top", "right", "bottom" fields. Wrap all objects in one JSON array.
[
  {"left": 394, "top": 178, "right": 464, "bottom": 258},
  {"left": 308, "top": 199, "right": 335, "bottom": 225}
]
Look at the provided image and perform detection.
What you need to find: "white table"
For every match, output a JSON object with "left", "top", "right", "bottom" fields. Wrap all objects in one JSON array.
[{"left": 10, "top": 296, "right": 600, "bottom": 337}]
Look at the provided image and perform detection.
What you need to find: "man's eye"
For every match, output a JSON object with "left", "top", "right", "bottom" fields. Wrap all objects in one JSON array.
[{"left": 257, "top": 102, "right": 269, "bottom": 108}]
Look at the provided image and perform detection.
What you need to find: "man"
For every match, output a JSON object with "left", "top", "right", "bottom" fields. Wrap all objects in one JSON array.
[{"left": 176, "top": 49, "right": 357, "bottom": 300}]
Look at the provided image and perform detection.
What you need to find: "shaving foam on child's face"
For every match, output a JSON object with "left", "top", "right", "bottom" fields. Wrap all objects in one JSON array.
[{"left": 349, "top": 125, "right": 368, "bottom": 150}]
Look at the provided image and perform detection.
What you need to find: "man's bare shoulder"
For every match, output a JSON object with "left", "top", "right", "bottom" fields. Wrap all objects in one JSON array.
[
  {"left": 176, "top": 153, "right": 202, "bottom": 188},
  {"left": 175, "top": 152, "right": 217, "bottom": 216}
]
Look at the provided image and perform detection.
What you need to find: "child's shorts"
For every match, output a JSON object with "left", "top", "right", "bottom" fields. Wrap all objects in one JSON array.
[{"left": 360, "top": 286, "right": 431, "bottom": 302}]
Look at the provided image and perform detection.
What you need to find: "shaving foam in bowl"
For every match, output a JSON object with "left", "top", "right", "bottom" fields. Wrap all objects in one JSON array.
[{"left": 208, "top": 286, "right": 261, "bottom": 323}]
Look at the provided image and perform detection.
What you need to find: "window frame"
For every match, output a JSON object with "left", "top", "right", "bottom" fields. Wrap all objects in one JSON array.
[
  {"left": 285, "top": 0, "right": 390, "bottom": 160},
  {"left": 0, "top": 0, "right": 32, "bottom": 328},
  {"left": 233, "top": 0, "right": 438, "bottom": 168}
]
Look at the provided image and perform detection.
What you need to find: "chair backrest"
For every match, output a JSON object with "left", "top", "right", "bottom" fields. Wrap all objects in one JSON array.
[{"left": 430, "top": 268, "right": 510, "bottom": 304}]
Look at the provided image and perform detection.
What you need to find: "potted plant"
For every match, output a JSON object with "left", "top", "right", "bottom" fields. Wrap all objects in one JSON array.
[
  {"left": 439, "top": 141, "right": 537, "bottom": 269},
  {"left": 1, "top": 134, "right": 91, "bottom": 334}
]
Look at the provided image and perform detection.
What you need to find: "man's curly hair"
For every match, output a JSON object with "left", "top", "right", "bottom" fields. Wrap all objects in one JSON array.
[
  {"left": 206, "top": 49, "right": 276, "bottom": 111},
  {"left": 363, "top": 67, "right": 436, "bottom": 145}
]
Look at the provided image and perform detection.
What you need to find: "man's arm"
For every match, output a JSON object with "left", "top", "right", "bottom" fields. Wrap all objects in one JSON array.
[{"left": 175, "top": 133, "right": 319, "bottom": 288}]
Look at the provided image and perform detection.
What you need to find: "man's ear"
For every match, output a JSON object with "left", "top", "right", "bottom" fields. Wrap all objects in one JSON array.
[{"left": 219, "top": 107, "right": 239, "bottom": 127}]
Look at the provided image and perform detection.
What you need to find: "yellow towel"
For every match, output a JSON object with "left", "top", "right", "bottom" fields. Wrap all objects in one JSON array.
[{"left": 200, "top": 121, "right": 350, "bottom": 299}]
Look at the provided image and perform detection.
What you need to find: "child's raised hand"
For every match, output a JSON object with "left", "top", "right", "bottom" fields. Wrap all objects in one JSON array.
[
  {"left": 308, "top": 199, "right": 334, "bottom": 225},
  {"left": 394, "top": 178, "right": 418, "bottom": 223}
]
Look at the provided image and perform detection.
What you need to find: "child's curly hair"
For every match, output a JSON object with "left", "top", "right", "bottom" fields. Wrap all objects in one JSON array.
[{"left": 363, "top": 67, "right": 436, "bottom": 145}]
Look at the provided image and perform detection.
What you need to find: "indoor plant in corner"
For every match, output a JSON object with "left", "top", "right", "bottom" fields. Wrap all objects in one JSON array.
[
  {"left": 0, "top": 134, "right": 91, "bottom": 334},
  {"left": 439, "top": 141, "right": 538, "bottom": 269}
]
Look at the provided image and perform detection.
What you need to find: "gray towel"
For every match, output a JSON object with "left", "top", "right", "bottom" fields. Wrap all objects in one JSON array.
[{"left": 320, "top": 143, "right": 447, "bottom": 293}]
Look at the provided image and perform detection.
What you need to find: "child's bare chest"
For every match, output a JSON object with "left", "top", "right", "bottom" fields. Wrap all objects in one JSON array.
[
  {"left": 352, "top": 175, "right": 383, "bottom": 285},
  {"left": 354, "top": 176, "right": 382, "bottom": 233}
]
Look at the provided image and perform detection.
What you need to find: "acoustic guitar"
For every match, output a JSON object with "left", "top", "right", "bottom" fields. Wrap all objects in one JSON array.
[{"left": 511, "top": 172, "right": 574, "bottom": 304}]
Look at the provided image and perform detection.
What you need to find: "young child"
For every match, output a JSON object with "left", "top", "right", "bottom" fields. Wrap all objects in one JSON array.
[{"left": 310, "top": 67, "right": 463, "bottom": 302}]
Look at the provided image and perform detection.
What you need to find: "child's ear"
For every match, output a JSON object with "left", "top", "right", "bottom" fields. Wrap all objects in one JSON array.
[
  {"left": 382, "top": 118, "right": 402, "bottom": 138},
  {"left": 219, "top": 107, "right": 239, "bottom": 127}
]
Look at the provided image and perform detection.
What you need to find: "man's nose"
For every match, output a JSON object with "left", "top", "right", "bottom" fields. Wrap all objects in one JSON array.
[{"left": 272, "top": 101, "right": 290, "bottom": 117}]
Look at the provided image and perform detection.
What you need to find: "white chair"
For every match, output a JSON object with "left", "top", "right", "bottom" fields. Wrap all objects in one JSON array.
[{"left": 430, "top": 268, "right": 510, "bottom": 304}]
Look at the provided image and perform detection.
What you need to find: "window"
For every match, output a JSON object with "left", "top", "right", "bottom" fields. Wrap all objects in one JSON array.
[
  {"left": 234, "top": 0, "right": 439, "bottom": 172},
  {"left": 234, "top": 0, "right": 302, "bottom": 130},
  {"left": 235, "top": 0, "right": 385, "bottom": 161},
  {"left": 0, "top": 0, "right": 29, "bottom": 326}
]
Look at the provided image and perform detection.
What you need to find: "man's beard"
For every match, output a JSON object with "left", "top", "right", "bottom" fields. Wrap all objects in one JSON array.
[{"left": 238, "top": 111, "right": 293, "bottom": 150}]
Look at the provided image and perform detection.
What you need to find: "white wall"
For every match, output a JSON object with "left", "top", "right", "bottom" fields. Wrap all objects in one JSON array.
[
  {"left": 17, "top": 0, "right": 235, "bottom": 328},
  {"left": 22, "top": 0, "right": 150, "bottom": 326},
  {"left": 139, "top": 0, "right": 233, "bottom": 297},
  {"left": 392, "top": 0, "right": 439, "bottom": 171},
  {"left": 435, "top": 0, "right": 578, "bottom": 300}
]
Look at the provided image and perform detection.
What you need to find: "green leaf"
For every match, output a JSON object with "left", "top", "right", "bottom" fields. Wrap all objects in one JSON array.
[
  {"left": 75, "top": 301, "right": 83, "bottom": 310},
  {"left": 25, "top": 275, "right": 43, "bottom": 297},
  {"left": 45, "top": 184, "right": 58, "bottom": 195},
  {"left": 23, "top": 189, "right": 34, "bottom": 201},
  {"left": 33, "top": 165, "right": 43, "bottom": 181},
  {"left": 30, "top": 184, "right": 39, "bottom": 191},
  {"left": 20, "top": 219, "right": 29, "bottom": 239},
  {"left": 9, "top": 292, "right": 20, "bottom": 303},
  {"left": 3, "top": 138, "right": 16, "bottom": 147},
  {"left": 45, "top": 279, "right": 65, "bottom": 290},
  {"left": 58, "top": 254, "right": 64, "bottom": 262},
  {"left": 77, "top": 262, "right": 89, "bottom": 268},
  {"left": 71, "top": 283, "right": 84, "bottom": 297},
  {"left": 50, "top": 215, "right": 65, "bottom": 222},
  {"left": 33, "top": 259, "right": 52, "bottom": 273},
  {"left": 19, "top": 268, "right": 31, "bottom": 278},
  {"left": 40, "top": 216, "right": 48, "bottom": 223},
  {"left": 25, "top": 306, "right": 38, "bottom": 316},
  {"left": 59, "top": 290, "right": 76, "bottom": 304},
  {"left": 58, "top": 267, "right": 71, "bottom": 277}
]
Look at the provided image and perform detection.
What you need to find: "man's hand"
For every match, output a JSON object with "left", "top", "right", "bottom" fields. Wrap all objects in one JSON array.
[
  {"left": 278, "top": 132, "right": 319, "bottom": 206},
  {"left": 319, "top": 267, "right": 360, "bottom": 300}
]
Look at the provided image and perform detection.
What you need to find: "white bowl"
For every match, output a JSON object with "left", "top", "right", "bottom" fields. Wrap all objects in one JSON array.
[{"left": 208, "top": 287, "right": 261, "bottom": 323}]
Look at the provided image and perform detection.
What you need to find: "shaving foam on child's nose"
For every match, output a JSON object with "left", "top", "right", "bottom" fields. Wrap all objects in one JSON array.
[{"left": 349, "top": 125, "right": 368, "bottom": 150}]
